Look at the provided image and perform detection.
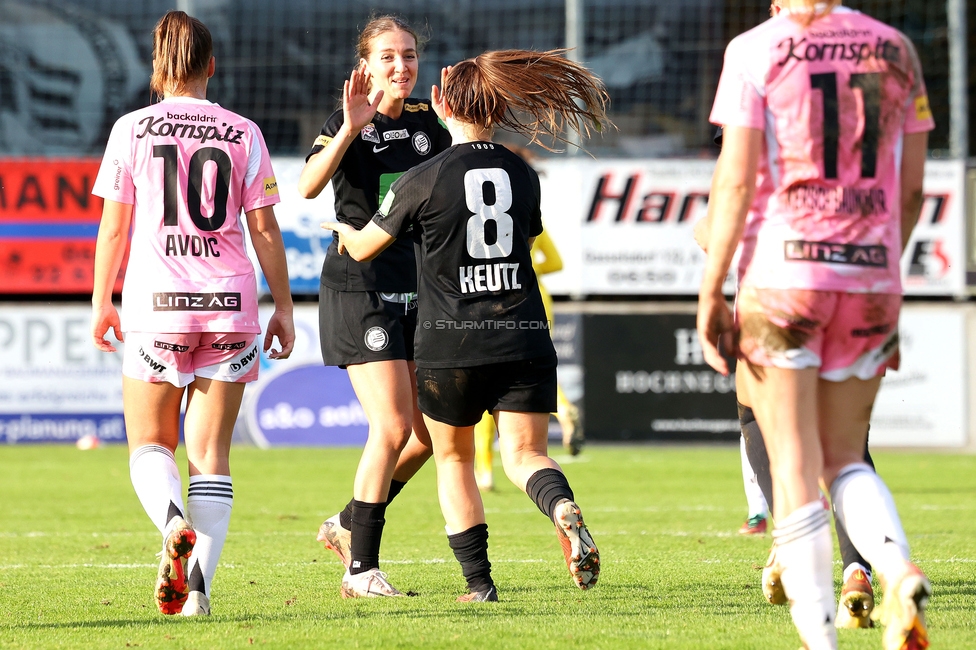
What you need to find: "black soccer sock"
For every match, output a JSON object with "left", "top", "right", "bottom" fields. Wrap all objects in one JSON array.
[
  {"left": 738, "top": 401, "right": 774, "bottom": 510},
  {"left": 339, "top": 500, "right": 353, "bottom": 530},
  {"left": 447, "top": 523, "right": 493, "bottom": 593},
  {"left": 387, "top": 479, "right": 407, "bottom": 503},
  {"left": 525, "top": 468, "right": 575, "bottom": 522},
  {"left": 338, "top": 480, "right": 407, "bottom": 531},
  {"left": 349, "top": 500, "right": 387, "bottom": 575}
]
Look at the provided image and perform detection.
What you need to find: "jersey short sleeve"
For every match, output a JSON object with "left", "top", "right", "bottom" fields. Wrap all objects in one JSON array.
[
  {"left": 305, "top": 109, "right": 343, "bottom": 162},
  {"left": 709, "top": 34, "right": 767, "bottom": 130},
  {"left": 528, "top": 166, "right": 543, "bottom": 238},
  {"left": 899, "top": 34, "right": 936, "bottom": 135},
  {"left": 240, "top": 120, "right": 280, "bottom": 212},
  {"left": 93, "top": 117, "right": 135, "bottom": 204}
]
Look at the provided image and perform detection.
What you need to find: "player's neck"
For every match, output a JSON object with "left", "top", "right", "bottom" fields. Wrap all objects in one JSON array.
[
  {"left": 163, "top": 79, "right": 209, "bottom": 101},
  {"left": 446, "top": 118, "right": 493, "bottom": 145},
  {"left": 374, "top": 93, "right": 405, "bottom": 120}
]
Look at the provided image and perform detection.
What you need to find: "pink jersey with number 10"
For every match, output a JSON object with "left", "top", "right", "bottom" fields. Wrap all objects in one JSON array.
[
  {"left": 93, "top": 97, "right": 280, "bottom": 333},
  {"left": 709, "top": 6, "right": 935, "bottom": 294}
]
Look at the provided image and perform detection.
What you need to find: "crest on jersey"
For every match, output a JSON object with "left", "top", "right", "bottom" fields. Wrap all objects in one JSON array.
[
  {"left": 364, "top": 326, "right": 389, "bottom": 352},
  {"left": 361, "top": 124, "right": 381, "bottom": 143},
  {"left": 412, "top": 132, "right": 431, "bottom": 155}
]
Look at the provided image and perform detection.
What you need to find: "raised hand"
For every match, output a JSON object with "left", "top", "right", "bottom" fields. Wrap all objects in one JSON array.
[
  {"left": 343, "top": 65, "right": 384, "bottom": 132},
  {"left": 430, "top": 65, "right": 452, "bottom": 122}
]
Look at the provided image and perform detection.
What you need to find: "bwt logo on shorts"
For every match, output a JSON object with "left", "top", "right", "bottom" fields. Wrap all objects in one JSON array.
[
  {"left": 153, "top": 292, "right": 242, "bottom": 311},
  {"left": 138, "top": 347, "right": 167, "bottom": 373},
  {"left": 364, "top": 326, "right": 389, "bottom": 352},
  {"left": 154, "top": 341, "right": 190, "bottom": 352},
  {"left": 230, "top": 346, "right": 259, "bottom": 373},
  {"left": 784, "top": 241, "right": 887, "bottom": 267},
  {"left": 212, "top": 341, "right": 247, "bottom": 351}
]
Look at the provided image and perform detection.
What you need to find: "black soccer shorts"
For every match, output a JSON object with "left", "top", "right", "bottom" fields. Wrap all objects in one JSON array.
[
  {"left": 415, "top": 355, "right": 558, "bottom": 427},
  {"left": 319, "top": 286, "right": 417, "bottom": 368}
]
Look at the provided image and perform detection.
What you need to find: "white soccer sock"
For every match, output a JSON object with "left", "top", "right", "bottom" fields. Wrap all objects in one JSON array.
[
  {"left": 185, "top": 475, "right": 234, "bottom": 597},
  {"left": 773, "top": 500, "right": 836, "bottom": 650},
  {"left": 129, "top": 444, "right": 185, "bottom": 536},
  {"left": 830, "top": 463, "right": 909, "bottom": 585},
  {"left": 740, "top": 435, "right": 768, "bottom": 518}
]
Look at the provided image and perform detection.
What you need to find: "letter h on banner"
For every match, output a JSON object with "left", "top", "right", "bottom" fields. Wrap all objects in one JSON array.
[{"left": 674, "top": 328, "right": 704, "bottom": 365}]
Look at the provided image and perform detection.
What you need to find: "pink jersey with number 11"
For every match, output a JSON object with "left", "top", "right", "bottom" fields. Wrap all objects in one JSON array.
[
  {"left": 709, "top": 7, "right": 934, "bottom": 294},
  {"left": 93, "top": 97, "right": 280, "bottom": 333}
]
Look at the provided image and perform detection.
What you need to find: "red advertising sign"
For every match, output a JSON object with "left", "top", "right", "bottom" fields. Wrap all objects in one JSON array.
[{"left": 0, "top": 159, "right": 125, "bottom": 294}]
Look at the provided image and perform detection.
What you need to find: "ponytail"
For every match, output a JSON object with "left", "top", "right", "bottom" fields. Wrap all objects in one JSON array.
[
  {"left": 150, "top": 11, "right": 213, "bottom": 98},
  {"left": 445, "top": 49, "right": 611, "bottom": 151}
]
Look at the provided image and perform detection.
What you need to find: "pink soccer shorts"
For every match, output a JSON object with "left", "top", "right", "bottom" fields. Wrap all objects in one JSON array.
[
  {"left": 122, "top": 332, "right": 261, "bottom": 387},
  {"left": 734, "top": 287, "right": 900, "bottom": 381}
]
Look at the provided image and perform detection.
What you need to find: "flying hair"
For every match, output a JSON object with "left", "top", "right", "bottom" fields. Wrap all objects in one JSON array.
[
  {"left": 771, "top": 0, "right": 842, "bottom": 24},
  {"left": 444, "top": 49, "right": 611, "bottom": 152},
  {"left": 150, "top": 11, "right": 213, "bottom": 98}
]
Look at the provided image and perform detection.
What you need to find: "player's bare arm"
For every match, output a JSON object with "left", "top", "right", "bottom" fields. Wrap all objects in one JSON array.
[
  {"left": 899, "top": 131, "right": 928, "bottom": 254},
  {"left": 246, "top": 205, "right": 295, "bottom": 359},
  {"left": 321, "top": 220, "right": 395, "bottom": 262},
  {"left": 91, "top": 199, "right": 132, "bottom": 352},
  {"left": 298, "top": 67, "right": 383, "bottom": 198}
]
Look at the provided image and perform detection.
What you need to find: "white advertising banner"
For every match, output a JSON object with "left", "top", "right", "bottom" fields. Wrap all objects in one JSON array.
[
  {"left": 536, "top": 158, "right": 967, "bottom": 297},
  {"left": 0, "top": 305, "right": 125, "bottom": 443},
  {"left": 870, "top": 307, "right": 967, "bottom": 447}
]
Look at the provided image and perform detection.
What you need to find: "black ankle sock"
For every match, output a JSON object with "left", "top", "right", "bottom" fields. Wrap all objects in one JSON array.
[
  {"left": 447, "top": 523, "right": 493, "bottom": 593},
  {"left": 525, "top": 468, "right": 574, "bottom": 522},
  {"left": 339, "top": 500, "right": 353, "bottom": 530},
  {"left": 349, "top": 500, "right": 387, "bottom": 575},
  {"left": 338, "top": 479, "right": 407, "bottom": 531}
]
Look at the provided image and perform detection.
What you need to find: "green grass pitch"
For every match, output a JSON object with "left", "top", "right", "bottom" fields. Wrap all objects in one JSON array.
[{"left": 1, "top": 444, "right": 974, "bottom": 649}]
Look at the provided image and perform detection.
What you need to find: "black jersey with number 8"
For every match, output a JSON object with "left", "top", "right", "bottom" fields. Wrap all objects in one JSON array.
[{"left": 372, "top": 142, "right": 555, "bottom": 368}]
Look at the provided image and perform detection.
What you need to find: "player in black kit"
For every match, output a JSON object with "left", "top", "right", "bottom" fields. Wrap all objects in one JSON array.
[
  {"left": 298, "top": 15, "right": 451, "bottom": 598},
  {"left": 325, "top": 50, "right": 611, "bottom": 601}
]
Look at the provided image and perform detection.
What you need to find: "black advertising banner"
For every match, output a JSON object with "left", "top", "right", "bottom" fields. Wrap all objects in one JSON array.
[{"left": 582, "top": 312, "right": 740, "bottom": 441}]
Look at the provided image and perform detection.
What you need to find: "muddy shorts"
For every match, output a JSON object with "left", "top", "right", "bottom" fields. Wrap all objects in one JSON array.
[
  {"left": 735, "top": 287, "right": 900, "bottom": 381},
  {"left": 122, "top": 332, "right": 260, "bottom": 387}
]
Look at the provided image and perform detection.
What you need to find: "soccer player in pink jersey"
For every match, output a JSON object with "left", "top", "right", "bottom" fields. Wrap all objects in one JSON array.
[
  {"left": 698, "top": 1, "right": 933, "bottom": 649},
  {"left": 90, "top": 11, "right": 294, "bottom": 617}
]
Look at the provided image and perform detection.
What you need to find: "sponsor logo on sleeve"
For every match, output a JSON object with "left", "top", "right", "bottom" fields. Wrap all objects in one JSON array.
[
  {"left": 383, "top": 129, "right": 410, "bottom": 141},
  {"left": 412, "top": 131, "right": 431, "bottom": 155},
  {"left": 314, "top": 134, "right": 332, "bottom": 148},
  {"left": 364, "top": 326, "right": 389, "bottom": 352},
  {"left": 361, "top": 124, "right": 381, "bottom": 143},
  {"left": 914, "top": 95, "right": 932, "bottom": 122},
  {"left": 264, "top": 176, "right": 278, "bottom": 196}
]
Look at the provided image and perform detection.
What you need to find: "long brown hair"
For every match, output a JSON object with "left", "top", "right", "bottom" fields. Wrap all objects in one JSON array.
[
  {"left": 150, "top": 11, "right": 213, "bottom": 98},
  {"left": 444, "top": 49, "right": 611, "bottom": 151},
  {"left": 356, "top": 14, "right": 426, "bottom": 62}
]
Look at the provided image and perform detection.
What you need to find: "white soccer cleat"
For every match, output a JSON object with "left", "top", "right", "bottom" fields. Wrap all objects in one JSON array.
[
  {"left": 762, "top": 544, "right": 788, "bottom": 605},
  {"left": 553, "top": 500, "right": 600, "bottom": 590},
  {"left": 874, "top": 563, "right": 930, "bottom": 650},
  {"left": 316, "top": 513, "right": 352, "bottom": 569},
  {"left": 180, "top": 590, "right": 211, "bottom": 616},
  {"left": 340, "top": 568, "right": 406, "bottom": 598}
]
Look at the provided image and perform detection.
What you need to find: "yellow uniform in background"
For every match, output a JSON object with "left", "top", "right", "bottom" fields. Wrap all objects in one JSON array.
[{"left": 474, "top": 230, "right": 583, "bottom": 490}]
